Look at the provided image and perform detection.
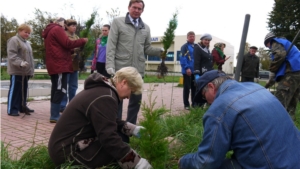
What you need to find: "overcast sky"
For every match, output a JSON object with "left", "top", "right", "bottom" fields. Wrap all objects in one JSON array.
[{"left": 1, "top": 0, "right": 274, "bottom": 55}]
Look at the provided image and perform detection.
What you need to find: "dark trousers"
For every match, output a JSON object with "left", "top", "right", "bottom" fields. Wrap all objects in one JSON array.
[
  {"left": 118, "top": 93, "right": 142, "bottom": 124},
  {"left": 7, "top": 75, "right": 29, "bottom": 115},
  {"left": 96, "top": 62, "right": 111, "bottom": 78},
  {"left": 67, "top": 132, "right": 129, "bottom": 168},
  {"left": 50, "top": 73, "right": 68, "bottom": 104},
  {"left": 241, "top": 77, "right": 254, "bottom": 82},
  {"left": 275, "top": 72, "right": 300, "bottom": 120},
  {"left": 183, "top": 74, "right": 196, "bottom": 107}
]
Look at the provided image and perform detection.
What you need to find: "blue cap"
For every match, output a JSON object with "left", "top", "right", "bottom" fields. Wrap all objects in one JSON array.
[{"left": 194, "top": 70, "right": 227, "bottom": 104}]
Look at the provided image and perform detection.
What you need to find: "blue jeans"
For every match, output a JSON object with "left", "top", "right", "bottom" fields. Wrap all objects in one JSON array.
[{"left": 60, "top": 71, "right": 78, "bottom": 110}]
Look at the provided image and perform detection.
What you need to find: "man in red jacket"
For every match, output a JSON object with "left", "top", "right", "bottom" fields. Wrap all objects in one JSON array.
[{"left": 42, "top": 17, "right": 87, "bottom": 123}]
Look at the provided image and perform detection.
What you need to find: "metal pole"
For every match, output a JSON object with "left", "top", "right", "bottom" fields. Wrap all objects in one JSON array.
[
  {"left": 286, "top": 29, "right": 300, "bottom": 55},
  {"left": 235, "top": 14, "right": 251, "bottom": 81},
  {"left": 146, "top": 55, "right": 149, "bottom": 70}
]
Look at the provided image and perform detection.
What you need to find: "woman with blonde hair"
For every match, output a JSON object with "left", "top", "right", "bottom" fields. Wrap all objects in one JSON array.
[
  {"left": 7, "top": 23, "right": 35, "bottom": 116},
  {"left": 48, "top": 67, "right": 152, "bottom": 169}
]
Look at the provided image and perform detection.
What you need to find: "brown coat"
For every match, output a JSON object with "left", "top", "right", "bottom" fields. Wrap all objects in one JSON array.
[
  {"left": 48, "top": 73, "right": 141, "bottom": 168},
  {"left": 65, "top": 31, "right": 80, "bottom": 71}
]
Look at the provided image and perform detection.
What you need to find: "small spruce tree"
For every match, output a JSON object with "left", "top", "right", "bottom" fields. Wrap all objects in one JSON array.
[
  {"left": 137, "top": 88, "right": 169, "bottom": 168},
  {"left": 157, "top": 10, "right": 178, "bottom": 79}
]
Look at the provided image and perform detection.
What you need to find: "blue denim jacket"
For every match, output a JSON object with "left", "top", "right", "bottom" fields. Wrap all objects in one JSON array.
[{"left": 179, "top": 80, "right": 300, "bottom": 169}]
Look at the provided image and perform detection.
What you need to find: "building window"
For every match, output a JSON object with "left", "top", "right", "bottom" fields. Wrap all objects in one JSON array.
[
  {"left": 165, "top": 52, "right": 174, "bottom": 61},
  {"left": 176, "top": 51, "right": 181, "bottom": 61},
  {"left": 146, "top": 55, "right": 161, "bottom": 61},
  {"left": 146, "top": 52, "right": 174, "bottom": 61}
]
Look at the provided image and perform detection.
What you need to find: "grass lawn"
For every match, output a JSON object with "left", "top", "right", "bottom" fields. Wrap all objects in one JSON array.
[{"left": 1, "top": 67, "right": 182, "bottom": 83}]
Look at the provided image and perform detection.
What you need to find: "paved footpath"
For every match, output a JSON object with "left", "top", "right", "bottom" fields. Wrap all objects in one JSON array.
[{"left": 1, "top": 80, "right": 187, "bottom": 158}]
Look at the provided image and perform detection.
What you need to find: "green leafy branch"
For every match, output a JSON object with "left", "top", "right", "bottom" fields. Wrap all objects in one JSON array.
[{"left": 79, "top": 11, "right": 97, "bottom": 72}]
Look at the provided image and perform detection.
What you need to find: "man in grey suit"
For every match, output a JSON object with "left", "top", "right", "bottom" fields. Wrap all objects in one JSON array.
[{"left": 106, "top": 0, "right": 163, "bottom": 124}]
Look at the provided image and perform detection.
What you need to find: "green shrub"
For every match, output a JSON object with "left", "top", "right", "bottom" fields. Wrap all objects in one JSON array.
[{"left": 1, "top": 67, "right": 10, "bottom": 80}]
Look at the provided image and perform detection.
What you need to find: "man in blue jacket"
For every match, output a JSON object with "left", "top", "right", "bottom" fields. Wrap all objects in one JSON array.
[
  {"left": 180, "top": 31, "right": 196, "bottom": 110},
  {"left": 179, "top": 70, "right": 300, "bottom": 169},
  {"left": 264, "top": 32, "right": 300, "bottom": 121}
]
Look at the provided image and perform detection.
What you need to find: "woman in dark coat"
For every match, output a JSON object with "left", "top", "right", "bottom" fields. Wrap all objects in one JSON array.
[
  {"left": 194, "top": 33, "right": 214, "bottom": 80},
  {"left": 48, "top": 67, "right": 151, "bottom": 169}
]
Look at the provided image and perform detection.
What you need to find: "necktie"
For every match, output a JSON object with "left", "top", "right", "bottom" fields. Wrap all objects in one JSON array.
[{"left": 133, "top": 19, "right": 137, "bottom": 27}]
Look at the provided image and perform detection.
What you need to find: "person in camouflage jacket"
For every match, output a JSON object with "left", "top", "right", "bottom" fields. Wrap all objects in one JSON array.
[{"left": 264, "top": 32, "right": 300, "bottom": 121}]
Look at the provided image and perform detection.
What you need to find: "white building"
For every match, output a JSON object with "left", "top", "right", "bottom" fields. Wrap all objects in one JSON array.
[{"left": 145, "top": 34, "right": 235, "bottom": 74}]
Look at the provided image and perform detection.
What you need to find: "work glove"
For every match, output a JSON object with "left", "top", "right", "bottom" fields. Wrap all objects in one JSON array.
[
  {"left": 106, "top": 68, "right": 115, "bottom": 75},
  {"left": 20, "top": 61, "right": 29, "bottom": 67},
  {"left": 133, "top": 126, "right": 145, "bottom": 138},
  {"left": 195, "top": 74, "right": 200, "bottom": 81},
  {"left": 265, "top": 72, "right": 275, "bottom": 89},
  {"left": 265, "top": 82, "right": 271, "bottom": 89},
  {"left": 135, "top": 158, "right": 152, "bottom": 169}
]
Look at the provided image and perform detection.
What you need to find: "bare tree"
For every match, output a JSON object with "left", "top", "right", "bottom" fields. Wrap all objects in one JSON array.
[
  {"left": 1, "top": 15, "right": 18, "bottom": 59},
  {"left": 235, "top": 42, "right": 251, "bottom": 60},
  {"left": 106, "top": 8, "right": 120, "bottom": 25},
  {"left": 257, "top": 47, "right": 271, "bottom": 70},
  {"left": 26, "top": 9, "right": 55, "bottom": 63}
]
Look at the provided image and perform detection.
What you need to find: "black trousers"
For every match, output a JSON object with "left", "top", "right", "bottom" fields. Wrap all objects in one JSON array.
[
  {"left": 96, "top": 62, "right": 111, "bottom": 78},
  {"left": 50, "top": 73, "right": 68, "bottom": 104},
  {"left": 183, "top": 74, "right": 196, "bottom": 107},
  {"left": 241, "top": 76, "right": 254, "bottom": 82},
  {"left": 7, "top": 75, "right": 29, "bottom": 115},
  {"left": 118, "top": 93, "right": 142, "bottom": 124}
]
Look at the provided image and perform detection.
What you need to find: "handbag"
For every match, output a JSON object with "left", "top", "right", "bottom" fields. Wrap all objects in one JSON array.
[{"left": 91, "top": 38, "right": 101, "bottom": 71}]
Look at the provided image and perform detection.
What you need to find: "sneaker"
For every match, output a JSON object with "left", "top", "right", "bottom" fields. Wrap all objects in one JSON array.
[
  {"left": 50, "top": 120, "right": 57, "bottom": 123},
  {"left": 184, "top": 107, "right": 190, "bottom": 110}
]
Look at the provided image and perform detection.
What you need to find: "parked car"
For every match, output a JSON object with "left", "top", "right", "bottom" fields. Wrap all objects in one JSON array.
[
  {"left": 35, "top": 63, "right": 45, "bottom": 69},
  {"left": 1, "top": 62, "right": 7, "bottom": 67},
  {"left": 259, "top": 70, "right": 270, "bottom": 79}
]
